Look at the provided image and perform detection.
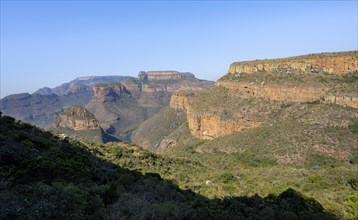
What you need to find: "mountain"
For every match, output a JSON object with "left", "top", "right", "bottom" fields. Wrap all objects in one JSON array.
[
  {"left": 84, "top": 71, "right": 213, "bottom": 140},
  {"left": 164, "top": 51, "right": 358, "bottom": 165},
  {"left": 0, "top": 73, "right": 213, "bottom": 137},
  {"left": 33, "top": 75, "right": 128, "bottom": 96},
  {"left": 128, "top": 51, "right": 358, "bottom": 219},
  {"left": 1, "top": 52, "right": 357, "bottom": 218},
  {"left": 50, "top": 106, "right": 119, "bottom": 143},
  {"left": 0, "top": 76, "right": 127, "bottom": 128},
  {"left": 0, "top": 112, "right": 335, "bottom": 219}
]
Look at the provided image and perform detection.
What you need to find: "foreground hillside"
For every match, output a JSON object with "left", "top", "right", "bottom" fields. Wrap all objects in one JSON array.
[{"left": 0, "top": 113, "right": 336, "bottom": 219}]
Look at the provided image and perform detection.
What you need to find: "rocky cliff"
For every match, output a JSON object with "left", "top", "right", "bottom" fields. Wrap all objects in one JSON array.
[
  {"left": 138, "top": 71, "right": 195, "bottom": 81},
  {"left": 50, "top": 106, "right": 118, "bottom": 143},
  {"left": 52, "top": 106, "right": 100, "bottom": 131},
  {"left": 92, "top": 84, "right": 129, "bottom": 100},
  {"left": 228, "top": 51, "right": 357, "bottom": 75},
  {"left": 170, "top": 92, "right": 267, "bottom": 139},
  {"left": 84, "top": 72, "right": 213, "bottom": 141},
  {"left": 171, "top": 51, "right": 358, "bottom": 140}
]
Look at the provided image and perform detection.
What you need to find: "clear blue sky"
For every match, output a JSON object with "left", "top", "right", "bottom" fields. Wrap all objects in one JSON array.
[{"left": 1, "top": 1, "right": 357, "bottom": 98}]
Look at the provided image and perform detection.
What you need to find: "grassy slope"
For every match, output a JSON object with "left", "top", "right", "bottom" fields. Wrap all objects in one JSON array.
[
  {"left": 159, "top": 102, "right": 357, "bottom": 219},
  {"left": 0, "top": 114, "right": 335, "bottom": 219},
  {"left": 132, "top": 107, "right": 187, "bottom": 150},
  {"left": 86, "top": 92, "right": 171, "bottom": 141},
  {"left": 131, "top": 86, "right": 358, "bottom": 218}
]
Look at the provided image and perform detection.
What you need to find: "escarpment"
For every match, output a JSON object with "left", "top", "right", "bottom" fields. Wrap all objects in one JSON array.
[
  {"left": 219, "top": 51, "right": 358, "bottom": 108},
  {"left": 216, "top": 81, "right": 327, "bottom": 103},
  {"left": 138, "top": 71, "right": 195, "bottom": 81},
  {"left": 170, "top": 92, "right": 268, "bottom": 139},
  {"left": 92, "top": 84, "right": 129, "bottom": 100},
  {"left": 171, "top": 51, "right": 358, "bottom": 140},
  {"left": 228, "top": 51, "right": 358, "bottom": 75}
]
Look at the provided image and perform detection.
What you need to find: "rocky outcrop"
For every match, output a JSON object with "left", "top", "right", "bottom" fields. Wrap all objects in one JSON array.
[
  {"left": 219, "top": 51, "right": 358, "bottom": 108},
  {"left": 138, "top": 71, "right": 195, "bottom": 81},
  {"left": 170, "top": 93, "right": 192, "bottom": 111},
  {"left": 322, "top": 96, "right": 358, "bottom": 108},
  {"left": 92, "top": 84, "right": 128, "bottom": 100},
  {"left": 228, "top": 51, "right": 358, "bottom": 75},
  {"left": 120, "top": 78, "right": 142, "bottom": 93},
  {"left": 186, "top": 113, "right": 263, "bottom": 140},
  {"left": 170, "top": 93, "right": 265, "bottom": 139},
  {"left": 216, "top": 81, "right": 358, "bottom": 108},
  {"left": 52, "top": 106, "right": 100, "bottom": 131},
  {"left": 216, "top": 81, "right": 327, "bottom": 103}
]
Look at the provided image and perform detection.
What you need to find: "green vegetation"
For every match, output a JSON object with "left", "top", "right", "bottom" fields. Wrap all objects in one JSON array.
[
  {"left": 145, "top": 90, "right": 358, "bottom": 219},
  {"left": 132, "top": 107, "right": 187, "bottom": 150},
  {"left": 349, "top": 120, "right": 358, "bottom": 133},
  {"left": 50, "top": 127, "right": 106, "bottom": 143},
  {"left": 0, "top": 114, "right": 336, "bottom": 219}
]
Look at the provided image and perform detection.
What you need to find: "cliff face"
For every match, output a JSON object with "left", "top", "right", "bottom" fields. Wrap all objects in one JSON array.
[
  {"left": 228, "top": 51, "right": 358, "bottom": 75},
  {"left": 52, "top": 106, "right": 100, "bottom": 131},
  {"left": 220, "top": 51, "right": 358, "bottom": 108},
  {"left": 216, "top": 81, "right": 327, "bottom": 103},
  {"left": 322, "top": 96, "right": 358, "bottom": 108},
  {"left": 138, "top": 71, "right": 195, "bottom": 81},
  {"left": 185, "top": 113, "right": 262, "bottom": 140},
  {"left": 171, "top": 51, "right": 358, "bottom": 140},
  {"left": 92, "top": 84, "right": 128, "bottom": 100},
  {"left": 216, "top": 81, "right": 358, "bottom": 108},
  {"left": 92, "top": 73, "right": 213, "bottom": 99},
  {"left": 170, "top": 93, "right": 265, "bottom": 139}
]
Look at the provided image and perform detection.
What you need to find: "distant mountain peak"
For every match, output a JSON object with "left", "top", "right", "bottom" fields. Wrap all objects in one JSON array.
[{"left": 138, "top": 71, "right": 195, "bottom": 81}]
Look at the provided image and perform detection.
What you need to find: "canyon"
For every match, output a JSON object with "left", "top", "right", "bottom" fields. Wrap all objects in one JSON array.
[{"left": 170, "top": 51, "right": 358, "bottom": 140}]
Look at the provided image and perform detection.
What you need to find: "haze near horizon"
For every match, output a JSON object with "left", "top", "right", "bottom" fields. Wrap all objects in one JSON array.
[{"left": 1, "top": 1, "right": 357, "bottom": 98}]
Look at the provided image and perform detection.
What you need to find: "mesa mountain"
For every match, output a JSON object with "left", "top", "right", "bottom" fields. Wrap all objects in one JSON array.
[{"left": 0, "top": 71, "right": 213, "bottom": 141}]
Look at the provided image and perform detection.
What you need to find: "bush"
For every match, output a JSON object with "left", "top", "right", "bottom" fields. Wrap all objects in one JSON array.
[
  {"left": 349, "top": 120, "right": 358, "bottom": 133},
  {"left": 16, "top": 131, "right": 29, "bottom": 141}
]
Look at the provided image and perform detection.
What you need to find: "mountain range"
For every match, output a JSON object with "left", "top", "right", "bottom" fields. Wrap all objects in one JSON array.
[
  {"left": 0, "top": 51, "right": 357, "bottom": 219},
  {"left": 0, "top": 71, "right": 213, "bottom": 141}
]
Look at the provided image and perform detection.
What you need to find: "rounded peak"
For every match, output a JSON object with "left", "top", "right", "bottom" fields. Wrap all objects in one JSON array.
[{"left": 61, "top": 106, "right": 96, "bottom": 119}]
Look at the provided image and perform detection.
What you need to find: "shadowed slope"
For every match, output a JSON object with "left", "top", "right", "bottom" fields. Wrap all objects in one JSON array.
[{"left": 0, "top": 113, "right": 335, "bottom": 219}]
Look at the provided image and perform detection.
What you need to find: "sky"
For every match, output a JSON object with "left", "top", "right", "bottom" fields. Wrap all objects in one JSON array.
[{"left": 0, "top": 1, "right": 357, "bottom": 98}]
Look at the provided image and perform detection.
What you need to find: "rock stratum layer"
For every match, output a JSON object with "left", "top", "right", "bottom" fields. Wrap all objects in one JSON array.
[
  {"left": 228, "top": 51, "right": 358, "bottom": 75},
  {"left": 170, "top": 93, "right": 266, "bottom": 139},
  {"left": 171, "top": 51, "right": 358, "bottom": 140},
  {"left": 215, "top": 81, "right": 358, "bottom": 108}
]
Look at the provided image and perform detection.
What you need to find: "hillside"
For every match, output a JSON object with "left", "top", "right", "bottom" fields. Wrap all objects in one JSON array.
[
  {"left": 0, "top": 113, "right": 335, "bottom": 219},
  {"left": 132, "top": 107, "right": 188, "bottom": 150},
  {"left": 130, "top": 51, "right": 358, "bottom": 219}
]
